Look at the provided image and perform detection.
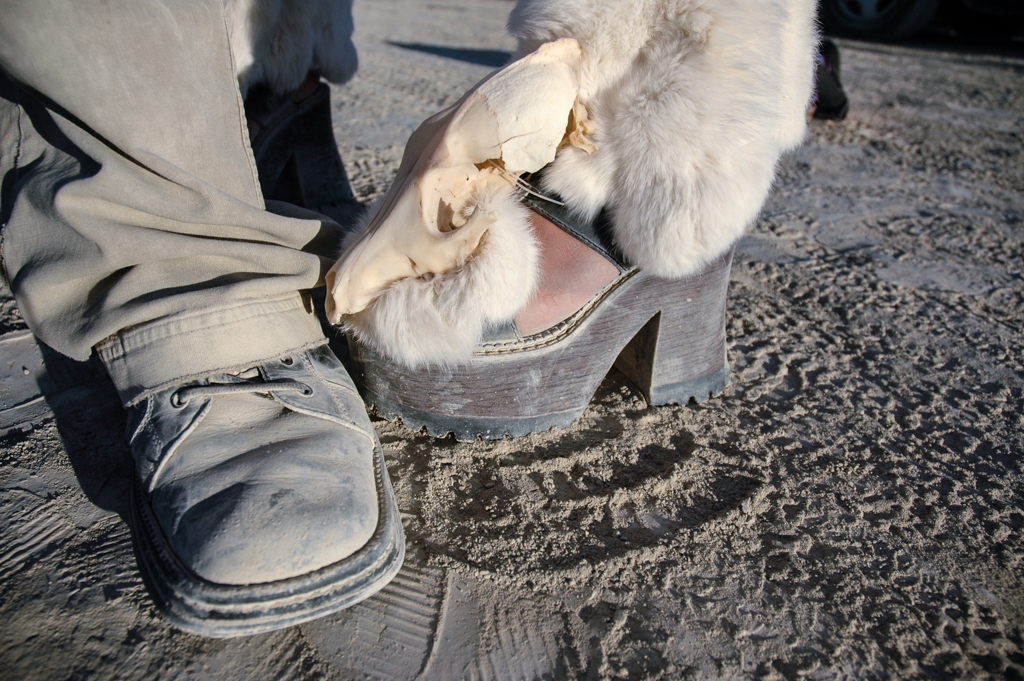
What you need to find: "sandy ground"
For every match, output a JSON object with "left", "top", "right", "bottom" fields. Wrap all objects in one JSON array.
[{"left": 2, "top": 1, "right": 1023, "bottom": 679}]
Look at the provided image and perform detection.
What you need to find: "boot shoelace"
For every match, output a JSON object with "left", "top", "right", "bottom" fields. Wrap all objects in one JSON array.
[{"left": 170, "top": 379, "right": 312, "bottom": 408}]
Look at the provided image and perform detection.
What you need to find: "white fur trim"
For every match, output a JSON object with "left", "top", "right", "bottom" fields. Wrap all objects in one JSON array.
[
  {"left": 342, "top": 188, "right": 540, "bottom": 367},
  {"left": 224, "top": 0, "right": 358, "bottom": 95},
  {"left": 509, "top": 0, "right": 817, "bottom": 277}
]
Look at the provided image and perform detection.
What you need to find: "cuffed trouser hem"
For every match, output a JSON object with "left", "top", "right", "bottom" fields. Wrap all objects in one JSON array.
[{"left": 96, "top": 292, "right": 326, "bottom": 406}]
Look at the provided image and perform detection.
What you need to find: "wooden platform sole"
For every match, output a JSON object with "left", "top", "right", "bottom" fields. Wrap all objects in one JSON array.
[{"left": 348, "top": 248, "right": 734, "bottom": 440}]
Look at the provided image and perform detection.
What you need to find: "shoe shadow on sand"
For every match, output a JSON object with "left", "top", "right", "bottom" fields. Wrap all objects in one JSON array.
[{"left": 35, "top": 344, "right": 134, "bottom": 521}]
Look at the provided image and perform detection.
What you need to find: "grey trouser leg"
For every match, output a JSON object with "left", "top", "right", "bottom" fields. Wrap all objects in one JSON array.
[{"left": 0, "top": 0, "right": 341, "bottom": 405}]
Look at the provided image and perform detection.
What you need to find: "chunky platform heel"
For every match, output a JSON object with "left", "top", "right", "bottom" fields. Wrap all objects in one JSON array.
[
  {"left": 348, "top": 244, "right": 733, "bottom": 441},
  {"left": 613, "top": 255, "right": 731, "bottom": 407},
  {"left": 245, "top": 82, "right": 357, "bottom": 210},
  {"left": 344, "top": 167, "right": 734, "bottom": 440}
]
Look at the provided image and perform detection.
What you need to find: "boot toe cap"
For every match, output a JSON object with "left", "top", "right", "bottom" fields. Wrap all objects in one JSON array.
[{"left": 153, "top": 433, "right": 380, "bottom": 585}]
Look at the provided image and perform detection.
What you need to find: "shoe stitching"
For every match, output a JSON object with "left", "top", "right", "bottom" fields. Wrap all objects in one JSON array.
[
  {"left": 305, "top": 348, "right": 361, "bottom": 400},
  {"left": 143, "top": 407, "right": 163, "bottom": 467},
  {"left": 147, "top": 398, "right": 211, "bottom": 493},
  {"left": 132, "top": 400, "right": 164, "bottom": 490},
  {"left": 477, "top": 268, "right": 639, "bottom": 355},
  {"left": 318, "top": 372, "right": 361, "bottom": 400},
  {"left": 129, "top": 396, "right": 154, "bottom": 445},
  {"left": 302, "top": 351, "right": 336, "bottom": 408},
  {"left": 280, "top": 351, "right": 375, "bottom": 444}
]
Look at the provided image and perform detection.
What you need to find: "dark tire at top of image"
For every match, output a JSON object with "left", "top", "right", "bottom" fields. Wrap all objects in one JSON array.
[
  {"left": 820, "top": 0, "right": 943, "bottom": 39},
  {"left": 943, "top": 0, "right": 1024, "bottom": 38}
]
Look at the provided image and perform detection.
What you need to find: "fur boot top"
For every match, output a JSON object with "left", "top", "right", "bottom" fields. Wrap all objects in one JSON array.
[{"left": 509, "top": 0, "right": 817, "bottom": 277}]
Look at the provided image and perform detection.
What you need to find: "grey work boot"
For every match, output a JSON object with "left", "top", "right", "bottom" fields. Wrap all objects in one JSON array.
[{"left": 126, "top": 344, "right": 404, "bottom": 638}]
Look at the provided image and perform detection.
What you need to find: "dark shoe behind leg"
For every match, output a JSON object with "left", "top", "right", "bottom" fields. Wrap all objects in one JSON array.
[
  {"left": 245, "top": 79, "right": 360, "bottom": 215},
  {"left": 812, "top": 38, "right": 849, "bottom": 121}
]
